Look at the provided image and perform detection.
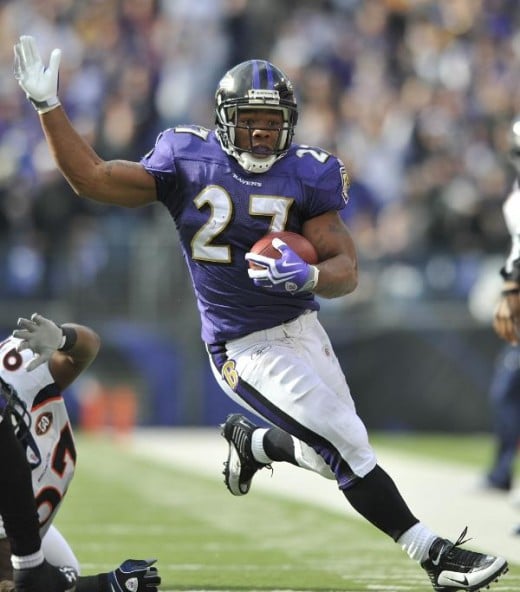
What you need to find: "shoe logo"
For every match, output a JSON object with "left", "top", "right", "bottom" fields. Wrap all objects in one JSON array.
[
  {"left": 431, "top": 547, "right": 444, "bottom": 567},
  {"left": 445, "top": 574, "right": 469, "bottom": 586}
]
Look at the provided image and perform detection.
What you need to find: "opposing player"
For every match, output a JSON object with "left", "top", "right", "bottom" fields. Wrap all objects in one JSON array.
[
  {"left": 484, "top": 117, "right": 520, "bottom": 499},
  {"left": 493, "top": 116, "right": 520, "bottom": 345},
  {"left": 0, "top": 313, "right": 160, "bottom": 592},
  {"left": 13, "top": 35, "right": 508, "bottom": 591}
]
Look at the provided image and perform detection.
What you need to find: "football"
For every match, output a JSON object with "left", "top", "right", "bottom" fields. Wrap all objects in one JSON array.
[{"left": 249, "top": 231, "right": 318, "bottom": 268}]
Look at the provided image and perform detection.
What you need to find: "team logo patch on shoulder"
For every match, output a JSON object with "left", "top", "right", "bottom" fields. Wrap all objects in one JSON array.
[
  {"left": 35, "top": 412, "right": 53, "bottom": 436},
  {"left": 222, "top": 360, "right": 239, "bottom": 391},
  {"left": 339, "top": 161, "right": 350, "bottom": 204}
]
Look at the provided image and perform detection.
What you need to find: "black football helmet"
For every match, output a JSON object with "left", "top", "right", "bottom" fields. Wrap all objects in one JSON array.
[
  {"left": 509, "top": 116, "right": 520, "bottom": 175},
  {"left": 215, "top": 60, "right": 298, "bottom": 173},
  {"left": 0, "top": 377, "right": 41, "bottom": 469},
  {"left": 0, "top": 377, "right": 31, "bottom": 441}
]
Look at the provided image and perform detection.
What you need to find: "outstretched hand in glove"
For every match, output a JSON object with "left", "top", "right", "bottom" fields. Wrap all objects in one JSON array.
[
  {"left": 245, "top": 238, "right": 319, "bottom": 294},
  {"left": 13, "top": 35, "right": 61, "bottom": 113},
  {"left": 12, "top": 313, "right": 66, "bottom": 372},
  {"left": 108, "top": 559, "right": 161, "bottom": 592},
  {"left": 13, "top": 558, "right": 161, "bottom": 592}
]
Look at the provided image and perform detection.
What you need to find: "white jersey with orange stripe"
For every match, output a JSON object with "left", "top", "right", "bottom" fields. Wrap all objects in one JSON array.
[{"left": 0, "top": 336, "right": 76, "bottom": 538}]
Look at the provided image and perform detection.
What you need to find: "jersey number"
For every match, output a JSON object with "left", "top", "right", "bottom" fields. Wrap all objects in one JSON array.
[
  {"left": 0, "top": 346, "right": 77, "bottom": 529},
  {"left": 35, "top": 423, "right": 76, "bottom": 529},
  {"left": 191, "top": 188, "right": 294, "bottom": 262},
  {"left": 173, "top": 126, "right": 331, "bottom": 262}
]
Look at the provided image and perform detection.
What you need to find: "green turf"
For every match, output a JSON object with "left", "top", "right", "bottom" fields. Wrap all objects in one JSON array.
[
  {"left": 54, "top": 433, "right": 519, "bottom": 591},
  {"left": 370, "top": 431, "right": 520, "bottom": 475}
]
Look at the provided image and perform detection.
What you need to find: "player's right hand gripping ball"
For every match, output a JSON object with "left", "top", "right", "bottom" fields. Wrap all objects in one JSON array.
[{"left": 109, "top": 559, "right": 161, "bottom": 592}]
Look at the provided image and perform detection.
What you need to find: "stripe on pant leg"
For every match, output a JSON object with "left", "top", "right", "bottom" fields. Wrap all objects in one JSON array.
[{"left": 207, "top": 342, "right": 360, "bottom": 489}]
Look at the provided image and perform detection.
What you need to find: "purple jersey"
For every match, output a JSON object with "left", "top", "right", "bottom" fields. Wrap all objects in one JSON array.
[{"left": 140, "top": 126, "right": 347, "bottom": 344}]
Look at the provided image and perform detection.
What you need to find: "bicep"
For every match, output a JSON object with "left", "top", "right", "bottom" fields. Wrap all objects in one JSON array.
[
  {"left": 302, "top": 211, "right": 358, "bottom": 297},
  {"left": 302, "top": 211, "right": 357, "bottom": 262}
]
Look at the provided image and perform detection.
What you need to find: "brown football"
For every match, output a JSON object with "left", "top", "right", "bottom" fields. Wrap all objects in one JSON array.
[{"left": 249, "top": 231, "right": 318, "bottom": 269}]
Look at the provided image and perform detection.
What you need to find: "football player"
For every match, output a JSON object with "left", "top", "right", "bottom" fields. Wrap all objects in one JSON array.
[
  {"left": 0, "top": 313, "right": 160, "bottom": 592},
  {"left": 493, "top": 116, "right": 520, "bottom": 345},
  {"left": 13, "top": 34, "right": 508, "bottom": 591},
  {"left": 482, "top": 117, "right": 520, "bottom": 501}
]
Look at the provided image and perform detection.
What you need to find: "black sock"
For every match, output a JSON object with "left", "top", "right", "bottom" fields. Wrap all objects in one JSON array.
[
  {"left": 0, "top": 417, "right": 41, "bottom": 556},
  {"left": 263, "top": 428, "right": 298, "bottom": 465},
  {"left": 342, "top": 464, "right": 418, "bottom": 541}
]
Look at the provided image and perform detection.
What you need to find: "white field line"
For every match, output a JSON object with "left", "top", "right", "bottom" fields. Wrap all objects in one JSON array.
[{"left": 129, "top": 428, "right": 520, "bottom": 565}]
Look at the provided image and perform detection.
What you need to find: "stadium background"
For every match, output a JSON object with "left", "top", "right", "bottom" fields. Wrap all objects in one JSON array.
[{"left": 0, "top": 0, "right": 519, "bottom": 432}]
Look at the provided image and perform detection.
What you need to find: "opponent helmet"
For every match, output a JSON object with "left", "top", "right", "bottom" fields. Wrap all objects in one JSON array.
[
  {"left": 509, "top": 116, "right": 520, "bottom": 175},
  {"left": 0, "top": 377, "right": 31, "bottom": 442},
  {"left": 0, "top": 377, "right": 41, "bottom": 469},
  {"left": 215, "top": 60, "right": 298, "bottom": 173}
]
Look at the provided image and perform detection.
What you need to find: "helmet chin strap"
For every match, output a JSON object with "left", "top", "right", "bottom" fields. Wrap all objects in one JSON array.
[
  {"left": 215, "top": 128, "right": 283, "bottom": 173},
  {"left": 237, "top": 151, "right": 278, "bottom": 173}
]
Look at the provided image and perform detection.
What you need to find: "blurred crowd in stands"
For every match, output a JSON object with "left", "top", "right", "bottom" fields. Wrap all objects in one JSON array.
[{"left": 0, "top": 0, "right": 519, "bottom": 322}]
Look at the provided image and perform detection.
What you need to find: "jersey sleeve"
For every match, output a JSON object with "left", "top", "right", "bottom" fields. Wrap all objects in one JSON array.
[
  {"left": 140, "top": 129, "right": 178, "bottom": 205},
  {"left": 304, "top": 155, "right": 350, "bottom": 219}
]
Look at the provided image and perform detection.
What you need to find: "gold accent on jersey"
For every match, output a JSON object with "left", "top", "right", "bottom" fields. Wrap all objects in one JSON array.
[
  {"left": 222, "top": 360, "right": 239, "bottom": 390},
  {"left": 339, "top": 160, "right": 350, "bottom": 204}
]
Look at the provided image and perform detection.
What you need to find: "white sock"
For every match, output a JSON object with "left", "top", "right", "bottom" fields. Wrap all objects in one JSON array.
[
  {"left": 251, "top": 428, "right": 272, "bottom": 464},
  {"left": 397, "top": 523, "right": 438, "bottom": 562},
  {"left": 11, "top": 549, "right": 45, "bottom": 570}
]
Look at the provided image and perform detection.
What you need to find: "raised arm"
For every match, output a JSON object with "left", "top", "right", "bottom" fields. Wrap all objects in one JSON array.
[
  {"left": 12, "top": 313, "right": 100, "bottom": 389},
  {"left": 14, "top": 35, "right": 156, "bottom": 208}
]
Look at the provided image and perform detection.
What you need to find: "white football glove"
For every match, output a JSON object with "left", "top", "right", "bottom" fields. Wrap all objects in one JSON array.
[
  {"left": 13, "top": 35, "right": 61, "bottom": 113},
  {"left": 12, "top": 313, "right": 65, "bottom": 372}
]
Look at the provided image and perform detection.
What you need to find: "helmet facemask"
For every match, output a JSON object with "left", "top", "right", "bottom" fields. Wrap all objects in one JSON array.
[
  {"left": 0, "top": 377, "right": 31, "bottom": 443},
  {"left": 0, "top": 377, "right": 42, "bottom": 469}
]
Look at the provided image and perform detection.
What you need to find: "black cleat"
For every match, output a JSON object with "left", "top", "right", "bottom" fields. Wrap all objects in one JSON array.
[
  {"left": 421, "top": 527, "right": 508, "bottom": 591},
  {"left": 220, "top": 413, "right": 269, "bottom": 496}
]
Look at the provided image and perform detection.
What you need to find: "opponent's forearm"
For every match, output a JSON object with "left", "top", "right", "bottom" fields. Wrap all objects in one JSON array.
[
  {"left": 49, "top": 323, "right": 101, "bottom": 389},
  {"left": 58, "top": 323, "right": 101, "bottom": 367}
]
